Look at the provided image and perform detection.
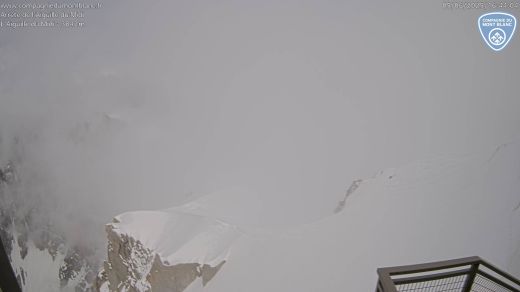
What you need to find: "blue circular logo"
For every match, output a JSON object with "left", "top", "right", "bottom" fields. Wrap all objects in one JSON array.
[{"left": 488, "top": 28, "right": 507, "bottom": 46}]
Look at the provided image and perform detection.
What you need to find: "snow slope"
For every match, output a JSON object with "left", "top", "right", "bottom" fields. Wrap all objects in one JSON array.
[{"left": 100, "top": 141, "right": 520, "bottom": 291}]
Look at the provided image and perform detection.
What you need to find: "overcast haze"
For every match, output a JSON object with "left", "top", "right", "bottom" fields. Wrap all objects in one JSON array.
[{"left": 0, "top": 0, "right": 519, "bottom": 287}]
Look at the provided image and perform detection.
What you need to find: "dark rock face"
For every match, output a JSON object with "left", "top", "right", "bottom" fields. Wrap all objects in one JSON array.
[
  {"left": 0, "top": 162, "right": 17, "bottom": 185},
  {"left": 0, "top": 209, "right": 15, "bottom": 259}
]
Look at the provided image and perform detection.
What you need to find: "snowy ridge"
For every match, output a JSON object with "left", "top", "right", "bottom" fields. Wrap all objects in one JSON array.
[
  {"left": 98, "top": 206, "right": 241, "bottom": 291},
  {"left": 108, "top": 210, "right": 241, "bottom": 267}
]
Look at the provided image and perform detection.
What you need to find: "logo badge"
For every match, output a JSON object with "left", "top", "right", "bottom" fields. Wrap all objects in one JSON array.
[{"left": 478, "top": 12, "right": 516, "bottom": 51}]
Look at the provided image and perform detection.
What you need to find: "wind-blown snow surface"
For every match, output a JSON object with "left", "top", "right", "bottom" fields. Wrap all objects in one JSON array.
[{"left": 101, "top": 141, "right": 520, "bottom": 292}]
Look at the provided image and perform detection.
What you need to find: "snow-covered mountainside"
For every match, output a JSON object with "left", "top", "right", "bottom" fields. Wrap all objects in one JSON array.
[
  {"left": 98, "top": 141, "right": 520, "bottom": 292},
  {"left": 0, "top": 161, "right": 99, "bottom": 291}
]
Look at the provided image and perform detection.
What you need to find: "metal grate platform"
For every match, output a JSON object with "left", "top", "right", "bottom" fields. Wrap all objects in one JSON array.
[{"left": 376, "top": 257, "right": 520, "bottom": 292}]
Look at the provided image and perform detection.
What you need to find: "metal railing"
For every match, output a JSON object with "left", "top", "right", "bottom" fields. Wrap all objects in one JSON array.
[{"left": 376, "top": 256, "right": 520, "bottom": 292}]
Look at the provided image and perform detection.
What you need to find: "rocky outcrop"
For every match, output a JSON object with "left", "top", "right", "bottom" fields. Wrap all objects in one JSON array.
[
  {"left": 334, "top": 179, "right": 362, "bottom": 213},
  {"left": 97, "top": 211, "right": 239, "bottom": 292}
]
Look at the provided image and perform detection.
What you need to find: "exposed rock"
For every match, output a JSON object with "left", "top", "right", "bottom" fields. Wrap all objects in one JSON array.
[
  {"left": 334, "top": 179, "right": 362, "bottom": 213},
  {"left": 97, "top": 210, "right": 239, "bottom": 292}
]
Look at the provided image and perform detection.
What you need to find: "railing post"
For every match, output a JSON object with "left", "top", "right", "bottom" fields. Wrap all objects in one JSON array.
[
  {"left": 375, "top": 280, "right": 384, "bottom": 292},
  {"left": 462, "top": 262, "right": 479, "bottom": 292},
  {"left": 377, "top": 268, "right": 399, "bottom": 292}
]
